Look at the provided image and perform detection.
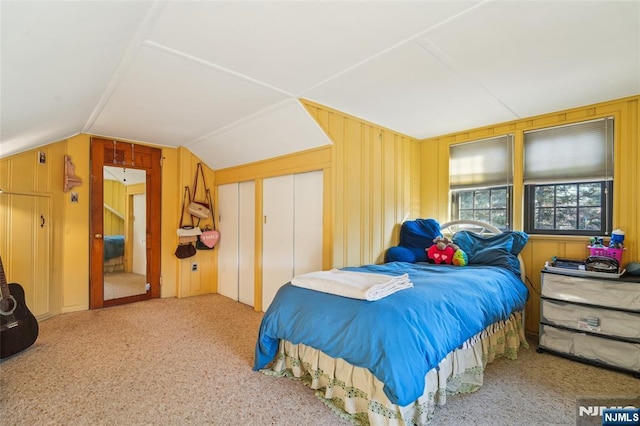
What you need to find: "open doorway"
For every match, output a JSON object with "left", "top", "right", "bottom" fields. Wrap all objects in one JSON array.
[{"left": 89, "top": 138, "right": 162, "bottom": 309}]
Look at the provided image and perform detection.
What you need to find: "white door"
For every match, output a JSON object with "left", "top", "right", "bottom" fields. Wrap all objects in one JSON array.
[
  {"left": 217, "top": 183, "right": 239, "bottom": 300},
  {"left": 262, "top": 171, "right": 323, "bottom": 311},
  {"left": 132, "top": 193, "right": 146, "bottom": 276},
  {"left": 238, "top": 181, "right": 255, "bottom": 307},
  {"left": 294, "top": 171, "right": 323, "bottom": 276},
  {"left": 262, "top": 175, "right": 295, "bottom": 311}
]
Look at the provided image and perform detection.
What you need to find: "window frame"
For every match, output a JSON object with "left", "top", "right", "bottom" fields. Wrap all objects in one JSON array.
[
  {"left": 524, "top": 181, "right": 613, "bottom": 236},
  {"left": 451, "top": 185, "right": 513, "bottom": 231}
]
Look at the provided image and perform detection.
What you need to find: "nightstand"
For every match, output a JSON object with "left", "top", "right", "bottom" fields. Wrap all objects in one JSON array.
[{"left": 537, "top": 269, "right": 640, "bottom": 378}]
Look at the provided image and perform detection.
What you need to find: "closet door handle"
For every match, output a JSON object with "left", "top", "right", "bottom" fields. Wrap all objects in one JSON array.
[
  {"left": 40, "top": 215, "right": 45, "bottom": 228},
  {"left": 94, "top": 234, "right": 103, "bottom": 239}
]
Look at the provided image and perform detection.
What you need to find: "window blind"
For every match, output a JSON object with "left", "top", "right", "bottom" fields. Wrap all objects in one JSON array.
[
  {"left": 449, "top": 135, "right": 513, "bottom": 189},
  {"left": 524, "top": 117, "right": 614, "bottom": 184}
]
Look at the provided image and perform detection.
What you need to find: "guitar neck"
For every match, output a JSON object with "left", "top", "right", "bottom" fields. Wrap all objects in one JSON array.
[{"left": 0, "top": 257, "right": 10, "bottom": 300}]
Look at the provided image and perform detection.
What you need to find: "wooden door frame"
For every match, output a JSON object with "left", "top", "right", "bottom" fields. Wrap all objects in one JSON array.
[{"left": 89, "top": 137, "right": 162, "bottom": 309}]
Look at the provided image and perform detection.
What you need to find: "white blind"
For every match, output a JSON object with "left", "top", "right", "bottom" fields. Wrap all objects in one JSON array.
[
  {"left": 449, "top": 135, "right": 513, "bottom": 189},
  {"left": 524, "top": 117, "right": 614, "bottom": 184}
]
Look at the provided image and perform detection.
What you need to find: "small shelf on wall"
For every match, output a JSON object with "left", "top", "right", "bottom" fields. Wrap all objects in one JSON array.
[{"left": 63, "top": 155, "right": 82, "bottom": 192}]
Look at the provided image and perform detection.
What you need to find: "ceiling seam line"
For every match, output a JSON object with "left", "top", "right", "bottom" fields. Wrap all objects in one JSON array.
[
  {"left": 416, "top": 38, "right": 521, "bottom": 119},
  {"left": 81, "top": 1, "right": 169, "bottom": 134},
  {"left": 297, "top": 0, "right": 491, "bottom": 97},
  {"left": 183, "top": 99, "right": 295, "bottom": 147},
  {"left": 143, "top": 40, "right": 296, "bottom": 98}
]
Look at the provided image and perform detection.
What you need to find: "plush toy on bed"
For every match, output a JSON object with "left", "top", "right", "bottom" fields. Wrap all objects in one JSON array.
[
  {"left": 452, "top": 246, "right": 468, "bottom": 266},
  {"left": 427, "top": 236, "right": 468, "bottom": 266}
]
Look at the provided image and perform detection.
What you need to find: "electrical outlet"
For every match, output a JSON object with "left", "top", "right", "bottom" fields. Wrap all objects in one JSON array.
[{"left": 191, "top": 262, "right": 198, "bottom": 272}]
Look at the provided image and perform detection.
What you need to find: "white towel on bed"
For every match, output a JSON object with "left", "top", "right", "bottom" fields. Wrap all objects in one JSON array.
[{"left": 290, "top": 269, "right": 412, "bottom": 301}]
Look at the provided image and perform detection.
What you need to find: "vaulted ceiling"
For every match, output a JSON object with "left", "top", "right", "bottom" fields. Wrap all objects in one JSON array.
[{"left": 2, "top": 1, "right": 639, "bottom": 169}]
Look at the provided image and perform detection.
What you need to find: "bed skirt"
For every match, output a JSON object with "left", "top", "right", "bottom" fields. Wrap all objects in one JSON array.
[
  {"left": 261, "top": 311, "right": 527, "bottom": 425},
  {"left": 104, "top": 255, "right": 125, "bottom": 273}
]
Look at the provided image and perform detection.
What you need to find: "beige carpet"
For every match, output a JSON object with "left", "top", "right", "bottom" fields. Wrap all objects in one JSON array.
[
  {"left": 0, "top": 294, "right": 637, "bottom": 425},
  {"left": 103, "top": 272, "right": 147, "bottom": 300}
]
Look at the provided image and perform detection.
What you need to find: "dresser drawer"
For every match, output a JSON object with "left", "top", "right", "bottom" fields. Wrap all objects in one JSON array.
[
  {"left": 539, "top": 325, "right": 640, "bottom": 372},
  {"left": 541, "top": 273, "right": 640, "bottom": 311},
  {"left": 541, "top": 299, "right": 640, "bottom": 341}
]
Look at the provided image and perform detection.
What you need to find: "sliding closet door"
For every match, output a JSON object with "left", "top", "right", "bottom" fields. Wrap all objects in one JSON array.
[
  {"left": 216, "top": 181, "right": 255, "bottom": 306},
  {"left": 262, "top": 171, "right": 323, "bottom": 311},
  {"left": 217, "top": 183, "right": 239, "bottom": 300},
  {"left": 262, "top": 175, "right": 294, "bottom": 310},
  {"left": 293, "top": 171, "right": 323, "bottom": 276},
  {"left": 237, "top": 181, "right": 255, "bottom": 307}
]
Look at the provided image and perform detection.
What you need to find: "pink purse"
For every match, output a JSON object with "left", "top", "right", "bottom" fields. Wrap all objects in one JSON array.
[
  {"left": 198, "top": 229, "right": 220, "bottom": 248},
  {"left": 195, "top": 189, "right": 220, "bottom": 250}
]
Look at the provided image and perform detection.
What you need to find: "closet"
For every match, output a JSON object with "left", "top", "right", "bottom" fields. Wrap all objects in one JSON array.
[
  {"left": 262, "top": 170, "right": 323, "bottom": 311},
  {"left": 216, "top": 170, "right": 323, "bottom": 311},
  {"left": 0, "top": 194, "right": 51, "bottom": 318},
  {"left": 217, "top": 181, "right": 255, "bottom": 306}
]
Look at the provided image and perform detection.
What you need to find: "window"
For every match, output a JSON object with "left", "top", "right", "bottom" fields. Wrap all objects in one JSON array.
[
  {"left": 449, "top": 135, "right": 513, "bottom": 230},
  {"left": 525, "top": 181, "right": 612, "bottom": 234},
  {"left": 452, "top": 186, "right": 511, "bottom": 229},
  {"left": 524, "top": 118, "right": 614, "bottom": 235}
]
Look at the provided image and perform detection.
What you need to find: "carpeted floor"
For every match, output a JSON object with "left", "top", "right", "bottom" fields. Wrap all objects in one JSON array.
[
  {"left": 0, "top": 294, "right": 637, "bottom": 425},
  {"left": 103, "top": 272, "right": 147, "bottom": 300}
]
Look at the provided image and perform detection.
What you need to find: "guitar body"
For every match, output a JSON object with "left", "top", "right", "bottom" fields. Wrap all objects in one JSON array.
[{"left": 0, "top": 282, "right": 39, "bottom": 359}]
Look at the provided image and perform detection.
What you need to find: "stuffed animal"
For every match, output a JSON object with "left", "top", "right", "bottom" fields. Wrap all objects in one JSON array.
[
  {"left": 452, "top": 248, "right": 468, "bottom": 266},
  {"left": 427, "top": 236, "right": 456, "bottom": 264},
  {"left": 427, "top": 236, "right": 468, "bottom": 266}
]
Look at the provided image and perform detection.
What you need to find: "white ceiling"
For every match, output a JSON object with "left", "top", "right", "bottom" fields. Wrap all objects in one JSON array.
[{"left": 2, "top": 1, "right": 639, "bottom": 169}]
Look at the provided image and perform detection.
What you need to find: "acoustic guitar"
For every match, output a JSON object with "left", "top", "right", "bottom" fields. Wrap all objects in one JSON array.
[{"left": 0, "top": 256, "right": 39, "bottom": 359}]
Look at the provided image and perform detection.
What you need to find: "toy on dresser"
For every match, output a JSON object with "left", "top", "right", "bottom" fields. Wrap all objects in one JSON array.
[
  {"left": 587, "top": 229, "right": 627, "bottom": 274},
  {"left": 610, "top": 229, "right": 625, "bottom": 249}
]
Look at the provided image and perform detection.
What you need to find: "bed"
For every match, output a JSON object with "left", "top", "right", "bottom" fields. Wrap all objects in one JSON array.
[
  {"left": 103, "top": 235, "right": 125, "bottom": 273},
  {"left": 253, "top": 220, "right": 530, "bottom": 425}
]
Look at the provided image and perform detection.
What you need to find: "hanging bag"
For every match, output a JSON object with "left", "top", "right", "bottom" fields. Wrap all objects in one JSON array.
[
  {"left": 196, "top": 189, "right": 220, "bottom": 250},
  {"left": 175, "top": 187, "right": 198, "bottom": 259},
  {"left": 188, "top": 163, "right": 211, "bottom": 220}
]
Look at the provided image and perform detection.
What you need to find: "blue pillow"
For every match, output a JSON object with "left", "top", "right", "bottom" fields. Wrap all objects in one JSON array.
[
  {"left": 452, "top": 230, "right": 529, "bottom": 277},
  {"left": 385, "top": 218, "right": 443, "bottom": 263},
  {"left": 399, "top": 219, "right": 442, "bottom": 249},
  {"left": 385, "top": 246, "right": 417, "bottom": 263}
]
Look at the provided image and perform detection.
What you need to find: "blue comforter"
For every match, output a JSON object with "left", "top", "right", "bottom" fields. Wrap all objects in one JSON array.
[
  {"left": 253, "top": 262, "right": 528, "bottom": 406},
  {"left": 104, "top": 235, "right": 124, "bottom": 261}
]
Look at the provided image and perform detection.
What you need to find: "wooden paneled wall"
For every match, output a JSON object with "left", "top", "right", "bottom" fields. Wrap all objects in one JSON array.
[
  {"left": 0, "top": 136, "right": 87, "bottom": 315},
  {"left": 103, "top": 180, "right": 125, "bottom": 236},
  {"left": 302, "top": 100, "right": 421, "bottom": 268},
  {"left": 175, "top": 147, "right": 217, "bottom": 298},
  {"left": 420, "top": 95, "right": 640, "bottom": 335}
]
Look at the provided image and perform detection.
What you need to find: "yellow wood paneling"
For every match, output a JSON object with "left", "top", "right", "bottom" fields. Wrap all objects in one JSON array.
[
  {"left": 160, "top": 147, "right": 179, "bottom": 299},
  {"left": 2, "top": 134, "right": 189, "bottom": 312},
  {"left": 1, "top": 141, "right": 65, "bottom": 317},
  {"left": 175, "top": 147, "right": 217, "bottom": 298},
  {"left": 419, "top": 138, "right": 442, "bottom": 219},
  {"left": 4, "top": 151, "right": 37, "bottom": 194},
  {"left": 0, "top": 194, "right": 50, "bottom": 318},
  {"left": 214, "top": 146, "right": 331, "bottom": 185},
  {"left": 303, "top": 99, "right": 421, "bottom": 268},
  {"left": 61, "top": 135, "right": 90, "bottom": 312},
  {"left": 103, "top": 180, "right": 125, "bottom": 236}
]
